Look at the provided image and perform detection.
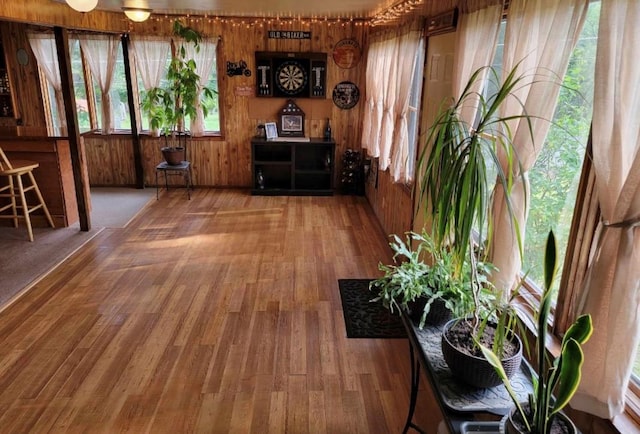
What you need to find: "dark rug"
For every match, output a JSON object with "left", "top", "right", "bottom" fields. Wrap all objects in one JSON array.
[{"left": 338, "top": 279, "right": 406, "bottom": 339}]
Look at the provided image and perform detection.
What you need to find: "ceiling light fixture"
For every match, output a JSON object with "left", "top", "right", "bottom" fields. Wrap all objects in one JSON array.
[
  {"left": 65, "top": 0, "right": 98, "bottom": 13},
  {"left": 123, "top": 7, "right": 152, "bottom": 22}
]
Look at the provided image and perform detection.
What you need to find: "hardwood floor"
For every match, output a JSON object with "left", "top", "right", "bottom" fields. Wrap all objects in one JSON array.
[{"left": 0, "top": 189, "right": 441, "bottom": 433}]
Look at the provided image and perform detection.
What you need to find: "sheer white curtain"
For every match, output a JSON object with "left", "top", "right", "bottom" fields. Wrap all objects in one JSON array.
[
  {"left": 366, "top": 36, "right": 390, "bottom": 159},
  {"left": 389, "top": 29, "right": 423, "bottom": 182},
  {"left": 489, "top": 0, "right": 589, "bottom": 294},
  {"left": 451, "top": 1, "right": 503, "bottom": 125},
  {"left": 571, "top": 0, "right": 640, "bottom": 419},
  {"left": 361, "top": 37, "right": 380, "bottom": 155},
  {"left": 184, "top": 38, "right": 217, "bottom": 136},
  {"left": 79, "top": 35, "right": 119, "bottom": 134},
  {"left": 27, "top": 33, "right": 66, "bottom": 127},
  {"left": 378, "top": 37, "right": 399, "bottom": 171},
  {"left": 130, "top": 36, "right": 171, "bottom": 132}
]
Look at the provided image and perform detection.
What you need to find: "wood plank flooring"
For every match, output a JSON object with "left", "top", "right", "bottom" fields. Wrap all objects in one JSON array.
[{"left": 0, "top": 189, "right": 442, "bottom": 433}]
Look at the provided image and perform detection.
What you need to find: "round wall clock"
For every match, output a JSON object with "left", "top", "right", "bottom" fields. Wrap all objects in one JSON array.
[
  {"left": 275, "top": 60, "right": 308, "bottom": 95},
  {"left": 332, "top": 81, "right": 360, "bottom": 110}
]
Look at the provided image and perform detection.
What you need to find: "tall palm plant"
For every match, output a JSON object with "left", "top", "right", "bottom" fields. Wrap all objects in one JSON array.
[{"left": 416, "top": 64, "right": 533, "bottom": 327}]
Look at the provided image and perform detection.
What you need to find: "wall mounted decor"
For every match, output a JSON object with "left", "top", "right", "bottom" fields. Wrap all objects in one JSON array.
[
  {"left": 332, "top": 39, "right": 361, "bottom": 69},
  {"left": 332, "top": 81, "right": 360, "bottom": 109},
  {"left": 268, "top": 30, "right": 311, "bottom": 40},
  {"left": 226, "top": 60, "right": 251, "bottom": 77},
  {"left": 255, "top": 51, "right": 327, "bottom": 98},
  {"left": 278, "top": 99, "right": 305, "bottom": 137},
  {"left": 426, "top": 9, "right": 458, "bottom": 36}
]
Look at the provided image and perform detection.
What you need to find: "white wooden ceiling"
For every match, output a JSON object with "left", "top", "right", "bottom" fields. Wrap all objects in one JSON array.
[{"left": 96, "top": 0, "right": 399, "bottom": 19}]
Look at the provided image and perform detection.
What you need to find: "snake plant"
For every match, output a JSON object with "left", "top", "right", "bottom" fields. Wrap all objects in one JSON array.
[{"left": 479, "top": 231, "right": 593, "bottom": 433}]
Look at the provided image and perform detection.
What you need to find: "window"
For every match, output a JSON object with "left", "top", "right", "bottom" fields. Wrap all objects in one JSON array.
[
  {"left": 69, "top": 39, "right": 91, "bottom": 131},
  {"left": 94, "top": 43, "right": 130, "bottom": 131},
  {"left": 521, "top": 1, "right": 599, "bottom": 296},
  {"left": 406, "top": 36, "right": 425, "bottom": 183},
  {"left": 40, "top": 34, "right": 219, "bottom": 136},
  {"left": 135, "top": 38, "right": 220, "bottom": 135}
]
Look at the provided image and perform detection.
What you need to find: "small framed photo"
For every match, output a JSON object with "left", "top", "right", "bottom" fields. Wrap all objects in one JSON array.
[
  {"left": 265, "top": 122, "right": 278, "bottom": 140},
  {"left": 281, "top": 114, "right": 304, "bottom": 135}
]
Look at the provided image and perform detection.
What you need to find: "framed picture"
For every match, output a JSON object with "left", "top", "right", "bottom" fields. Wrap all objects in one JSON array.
[
  {"left": 265, "top": 122, "right": 278, "bottom": 140},
  {"left": 281, "top": 114, "right": 303, "bottom": 133}
]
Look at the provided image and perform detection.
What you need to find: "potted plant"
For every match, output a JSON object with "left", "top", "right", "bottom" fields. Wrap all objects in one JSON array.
[
  {"left": 369, "top": 230, "right": 474, "bottom": 329},
  {"left": 479, "top": 231, "right": 593, "bottom": 434},
  {"left": 140, "top": 20, "right": 216, "bottom": 164},
  {"left": 415, "top": 64, "right": 533, "bottom": 388}
]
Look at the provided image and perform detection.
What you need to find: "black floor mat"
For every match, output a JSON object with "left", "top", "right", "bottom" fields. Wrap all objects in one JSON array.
[{"left": 338, "top": 279, "right": 406, "bottom": 339}]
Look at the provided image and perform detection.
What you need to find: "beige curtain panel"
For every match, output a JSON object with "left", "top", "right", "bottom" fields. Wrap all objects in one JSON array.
[
  {"left": 572, "top": 0, "right": 640, "bottom": 419},
  {"left": 489, "top": 0, "right": 589, "bottom": 295}
]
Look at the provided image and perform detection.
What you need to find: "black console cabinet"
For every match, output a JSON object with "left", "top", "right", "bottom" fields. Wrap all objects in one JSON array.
[{"left": 251, "top": 138, "right": 335, "bottom": 195}]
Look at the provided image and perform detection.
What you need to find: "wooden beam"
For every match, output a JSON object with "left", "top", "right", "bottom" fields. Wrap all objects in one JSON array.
[
  {"left": 121, "top": 33, "right": 145, "bottom": 189},
  {"left": 54, "top": 26, "right": 91, "bottom": 231}
]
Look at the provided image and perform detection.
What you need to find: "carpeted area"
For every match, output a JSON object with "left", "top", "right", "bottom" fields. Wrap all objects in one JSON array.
[
  {"left": 0, "top": 224, "right": 102, "bottom": 309},
  {"left": 90, "top": 187, "right": 155, "bottom": 228},
  {"left": 338, "top": 279, "right": 406, "bottom": 339},
  {"left": 0, "top": 187, "right": 154, "bottom": 310}
]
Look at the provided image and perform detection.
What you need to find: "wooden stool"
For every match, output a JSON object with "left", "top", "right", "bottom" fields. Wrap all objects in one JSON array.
[{"left": 0, "top": 147, "right": 55, "bottom": 242}]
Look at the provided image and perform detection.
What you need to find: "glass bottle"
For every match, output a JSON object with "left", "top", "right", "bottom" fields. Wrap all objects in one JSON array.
[
  {"left": 256, "top": 169, "right": 265, "bottom": 189},
  {"left": 324, "top": 118, "right": 332, "bottom": 141}
]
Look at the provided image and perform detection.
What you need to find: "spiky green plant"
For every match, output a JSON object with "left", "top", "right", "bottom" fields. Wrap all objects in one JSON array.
[
  {"left": 479, "top": 231, "right": 593, "bottom": 433},
  {"left": 415, "top": 64, "right": 535, "bottom": 332}
]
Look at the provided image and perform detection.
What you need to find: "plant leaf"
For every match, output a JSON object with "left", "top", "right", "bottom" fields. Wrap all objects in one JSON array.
[
  {"left": 551, "top": 338, "right": 584, "bottom": 415},
  {"left": 562, "top": 314, "right": 593, "bottom": 346}
]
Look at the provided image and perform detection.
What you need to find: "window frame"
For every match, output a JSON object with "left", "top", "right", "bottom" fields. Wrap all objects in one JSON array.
[{"left": 39, "top": 32, "right": 222, "bottom": 137}]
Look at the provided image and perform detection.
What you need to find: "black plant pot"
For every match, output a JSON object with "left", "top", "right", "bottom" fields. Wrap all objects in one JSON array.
[
  {"left": 161, "top": 147, "right": 185, "bottom": 165},
  {"left": 500, "top": 403, "right": 577, "bottom": 434},
  {"left": 408, "top": 297, "right": 453, "bottom": 327},
  {"left": 441, "top": 318, "right": 522, "bottom": 389}
]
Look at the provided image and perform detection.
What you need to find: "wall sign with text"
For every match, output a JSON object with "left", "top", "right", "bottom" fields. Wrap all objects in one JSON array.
[
  {"left": 255, "top": 51, "right": 327, "bottom": 98},
  {"left": 332, "top": 39, "right": 361, "bottom": 69},
  {"left": 268, "top": 31, "right": 311, "bottom": 39}
]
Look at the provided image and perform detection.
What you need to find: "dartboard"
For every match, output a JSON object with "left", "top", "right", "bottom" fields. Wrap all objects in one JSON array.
[{"left": 275, "top": 61, "right": 308, "bottom": 95}]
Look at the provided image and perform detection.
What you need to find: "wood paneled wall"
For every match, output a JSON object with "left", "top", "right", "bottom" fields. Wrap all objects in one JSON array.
[
  {"left": 0, "top": 0, "right": 445, "bottom": 237},
  {"left": 0, "top": 15, "right": 367, "bottom": 192},
  {"left": 0, "top": 21, "right": 46, "bottom": 128},
  {"left": 364, "top": 167, "right": 413, "bottom": 238}
]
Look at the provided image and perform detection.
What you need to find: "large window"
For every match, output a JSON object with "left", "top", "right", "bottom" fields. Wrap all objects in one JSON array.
[
  {"left": 136, "top": 38, "right": 220, "bottom": 135},
  {"left": 522, "top": 2, "right": 600, "bottom": 293},
  {"left": 40, "top": 34, "right": 219, "bottom": 135}
]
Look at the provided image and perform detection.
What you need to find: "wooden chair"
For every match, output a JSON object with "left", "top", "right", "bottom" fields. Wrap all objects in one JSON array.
[{"left": 0, "top": 147, "right": 54, "bottom": 241}]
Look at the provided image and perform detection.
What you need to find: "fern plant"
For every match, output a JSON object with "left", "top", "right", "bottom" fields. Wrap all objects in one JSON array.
[{"left": 369, "top": 230, "right": 478, "bottom": 328}]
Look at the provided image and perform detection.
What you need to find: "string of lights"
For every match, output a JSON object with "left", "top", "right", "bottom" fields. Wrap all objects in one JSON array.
[
  {"left": 123, "top": 0, "right": 423, "bottom": 29},
  {"left": 370, "top": 0, "right": 424, "bottom": 26}
]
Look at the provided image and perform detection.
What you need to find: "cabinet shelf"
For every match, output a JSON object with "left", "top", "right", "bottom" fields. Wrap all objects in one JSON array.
[{"left": 252, "top": 138, "right": 335, "bottom": 196}]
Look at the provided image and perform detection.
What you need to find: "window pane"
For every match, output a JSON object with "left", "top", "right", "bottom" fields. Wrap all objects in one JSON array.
[
  {"left": 185, "top": 54, "right": 220, "bottom": 134},
  {"left": 111, "top": 46, "right": 131, "bottom": 130},
  {"left": 69, "top": 39, "right": 91, "bottom": 132},
  {"left": 522, "top": 2, "right": 600, "bottom": 292},
  {"left": 90, "top": 42, "right": 130, "bottom": 131},
  {"left": 137, "top": 47, "right": 171, "bottom": 132},
  {"left": 406, "top": 37, "right": 425, "bottom": 182}
]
